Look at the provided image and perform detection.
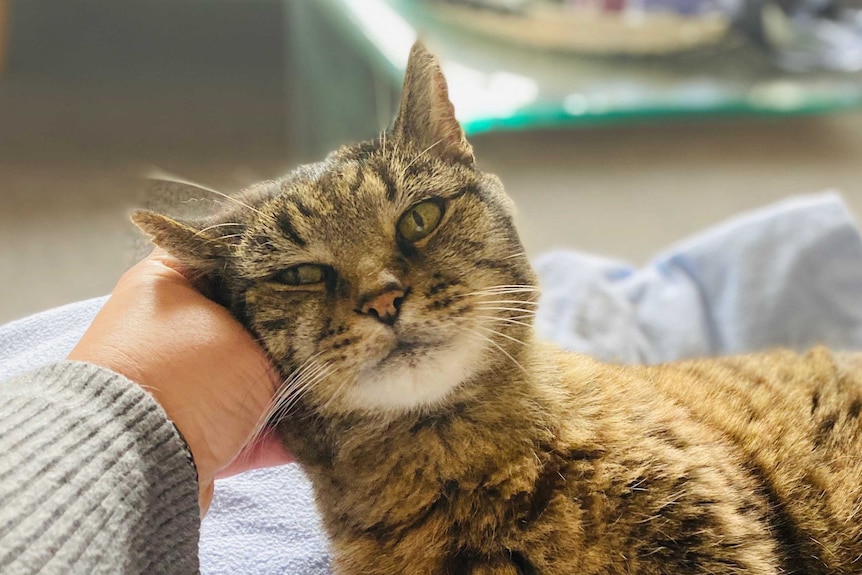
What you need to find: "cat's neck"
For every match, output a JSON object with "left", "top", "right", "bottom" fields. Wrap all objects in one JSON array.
[{"left": 286, "top": 341, "right": 602, "bottom": 482}]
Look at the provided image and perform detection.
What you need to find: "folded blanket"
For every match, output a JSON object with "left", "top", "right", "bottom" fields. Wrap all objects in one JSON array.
[
  {"left": 2, "top": 192, "right": 861, "bottom": 574},
  {"left": 534, "top": 192, "right": 862, "bottom": 363}
]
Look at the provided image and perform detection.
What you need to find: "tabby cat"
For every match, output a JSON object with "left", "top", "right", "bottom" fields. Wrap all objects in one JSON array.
[{"left": 133, "top": 42, "right": 862, "bottom": 574}]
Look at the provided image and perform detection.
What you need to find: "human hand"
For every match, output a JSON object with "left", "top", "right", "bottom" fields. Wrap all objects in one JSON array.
[{"left": 67, "top": 249, "right": 293, "bottom": 515}]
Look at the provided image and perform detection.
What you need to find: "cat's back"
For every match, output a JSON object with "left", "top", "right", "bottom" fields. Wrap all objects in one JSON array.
[
  {"left": 645, "top": 348, "right": 862, "bottom": 492},
  {"left": 645, "top": 347, "right": 860, "bottom": 445},
  {"left": 566, "top": 346, "right": 862, "bottom": 573}
]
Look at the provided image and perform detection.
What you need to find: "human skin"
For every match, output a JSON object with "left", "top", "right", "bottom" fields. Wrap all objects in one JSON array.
[{"left": 68, "top": 249, "right": 293, "bottom": 515}]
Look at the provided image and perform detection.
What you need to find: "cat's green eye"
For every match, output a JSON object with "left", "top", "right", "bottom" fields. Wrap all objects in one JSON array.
[
  {"left": 398, "top": 200, "right": 444, "bottom": 243},
  {"left": 274, "top": 264, "right": 327, "bottom": 286}
]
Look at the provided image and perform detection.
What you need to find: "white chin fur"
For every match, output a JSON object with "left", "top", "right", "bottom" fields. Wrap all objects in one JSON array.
[{"left": 343, "top": 332, "right": 487, "bottom": 413}]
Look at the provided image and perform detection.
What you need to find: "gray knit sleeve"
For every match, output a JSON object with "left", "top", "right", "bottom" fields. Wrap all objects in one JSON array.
[{"left": 0, "top": 361, "right": 201, "bottom": 574}]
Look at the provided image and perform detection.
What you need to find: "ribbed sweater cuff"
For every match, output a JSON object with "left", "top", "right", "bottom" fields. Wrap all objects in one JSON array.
[{"left": 0, "top": 361, "right": 200, "bottom": 574}]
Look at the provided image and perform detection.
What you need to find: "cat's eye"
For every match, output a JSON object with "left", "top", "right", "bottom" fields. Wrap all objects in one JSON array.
[
  {"left": 273, "top": 264, "right": 328, "bottom": 286},
  {"left": 397, "top": 200, "right": 444, "bottom": 243}
]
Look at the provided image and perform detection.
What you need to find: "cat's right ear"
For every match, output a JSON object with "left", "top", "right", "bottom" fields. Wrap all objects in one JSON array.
[
  {"left": 393, "top": 41, "right": 474, "bottom": 166},
  {"left": 131, "top": 211, "right": 233, "bottom": 275}
]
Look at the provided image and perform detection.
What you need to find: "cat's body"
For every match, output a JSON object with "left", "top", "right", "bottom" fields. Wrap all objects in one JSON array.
[
  {"left": 282, "top": 345, "right": 862, "bottom": 574},
  {"left": 135, "top": 43, "right": 862, "bottom": 574}
]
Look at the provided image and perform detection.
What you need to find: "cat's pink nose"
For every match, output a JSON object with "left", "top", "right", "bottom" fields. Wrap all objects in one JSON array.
[{"left": 359, "top": 288, "right": 406, "bottom": 326}]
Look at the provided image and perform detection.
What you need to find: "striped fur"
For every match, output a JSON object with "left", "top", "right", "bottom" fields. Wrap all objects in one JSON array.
[{"left": 134, "top": 43, "right": 862, "bottom": 574}]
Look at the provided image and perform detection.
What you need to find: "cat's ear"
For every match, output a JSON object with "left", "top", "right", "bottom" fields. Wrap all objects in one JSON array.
[
  {"left": 392, "top": 41, "right": 474, "bottom": 166},
  {"left": 131, "top": 210, "right": 234, "bottom": 275}
]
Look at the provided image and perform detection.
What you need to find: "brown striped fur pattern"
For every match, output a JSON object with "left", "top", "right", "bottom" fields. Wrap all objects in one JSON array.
[{"left": 134, "top": 43, "right": 862, "bottom": 574}]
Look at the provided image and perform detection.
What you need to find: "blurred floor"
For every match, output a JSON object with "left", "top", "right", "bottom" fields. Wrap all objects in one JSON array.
[
  {"left": 0, "top": 71, "right": 291, "bottom": 324},
  {"left": 3, "top": 110, "right": 862, "bottom": 324},
  {"left": 0, "top": 153, "right": 293, "bottom": 325},
  {"left": 478, "top": 113, "right": 862, "bottom": 260}
]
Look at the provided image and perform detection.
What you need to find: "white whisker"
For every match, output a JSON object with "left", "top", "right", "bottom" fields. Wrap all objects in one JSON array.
[
  {"left": 458, "top": 291, "right": 540, "bottom": 298},
  {"left": 454, "top": 285, "right": 540, "bottom": 298},
  {"left": 478, "top": 315, "right": 534, "bottom": 329},
  {"left": 476, "top": 288, "right": 539, "bottom": 294},
  {"left": 475, "top": 306, "right": 537, "bottom": 315},
  {"left": 146, "top": 169, "right": 269, "bottom": 218},
  {"left": 211, "top": 233, "right": 245, "bottom": 241},
  {"left": 233, "top": 358, "right": 335, "bottom": 470},
  {"left": 373, "top": 66, "right": 392, "bottom": 134},
  {"left": 274, "top": 365, "right": 336, "bottom": 422},
  {"left": 401, "top": 138, "right": 445, "bottom": 178},
  {"left": 469, "top": 284, "right": 538, "bottom": 291},
  {"left": 194, "top": 222, "right": 245, "bottom": 237},
  {"left": 246, "top": 352, "right": 324, "bottom": 442},
  {"left": 465, "top": 328, "right": 529, "bottom": 375},
  {"left": 475, "top": 325, "right": 528, "bottom": 347},
  {"left": 318, "top": 370, "right": 351, "bottom": 414}
]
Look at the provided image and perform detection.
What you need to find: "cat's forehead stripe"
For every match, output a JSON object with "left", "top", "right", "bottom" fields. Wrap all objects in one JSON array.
[
  {"left": 328, "top": 161, "right": 362, "bottom": 194},
  {"left": 293, "top": 197, "right": 314, "bottom": 218},
  {"left": 347, "top": 165, "right": 366, "bottom": 196},
  {"left": 377, "top": 167, "right": 398, "bottom": 203},
  {"left": 276, "top": 209, "right": 306, "bottom": 247}
]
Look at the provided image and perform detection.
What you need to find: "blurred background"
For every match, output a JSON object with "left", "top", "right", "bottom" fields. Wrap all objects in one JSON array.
[{"left": 2, "top": 0, "right": 862, "bottom": 324}]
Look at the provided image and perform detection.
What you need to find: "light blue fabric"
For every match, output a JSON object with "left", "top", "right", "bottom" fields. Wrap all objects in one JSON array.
[
  {"left": 200, "top": 466, "right": 331, "bottom": 574},
  {"left": 533, "top": 192, "right": 862, "bottom": 363},
  {"left": 0, "top": 295, "right": 108, "bottom": 381},
  {"left": 2, "top": 192, "right": 861, "bottom": 573}
]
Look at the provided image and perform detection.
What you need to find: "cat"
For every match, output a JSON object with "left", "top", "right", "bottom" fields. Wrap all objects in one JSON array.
[{"left": 133, "top": 42, "right": 862, "bottom": 574}]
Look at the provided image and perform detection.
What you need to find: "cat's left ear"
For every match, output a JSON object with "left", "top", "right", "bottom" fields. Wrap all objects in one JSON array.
[
  {"left": 132, "top": 211, "right": 236, "bottom": 277},
  {"left": 392, "top": 41, "right": 474, "bottom": 166}
]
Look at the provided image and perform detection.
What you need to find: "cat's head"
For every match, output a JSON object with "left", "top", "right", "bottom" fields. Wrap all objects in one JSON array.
[{"left": 133, "top": 42, "right": 537, "bottom": 416}]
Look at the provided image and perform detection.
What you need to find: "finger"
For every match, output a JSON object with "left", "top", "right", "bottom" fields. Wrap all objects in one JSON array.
[
  {"left": 199, "top": 481, "right": 214, "bottom": 518},
  {"left": 138, "top": 247, "right": 217, "bottom": 299},
  {"left": 216, "top": 431, "right": 295, "bottom": 479}
]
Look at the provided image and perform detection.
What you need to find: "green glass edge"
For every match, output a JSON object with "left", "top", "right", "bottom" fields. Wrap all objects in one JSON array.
[
  {"left": 461, "top": 95, "right": 862, "bottom": 135},
  {"left": 317, "top": 0, "right": 862, "bottom": 137}
]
